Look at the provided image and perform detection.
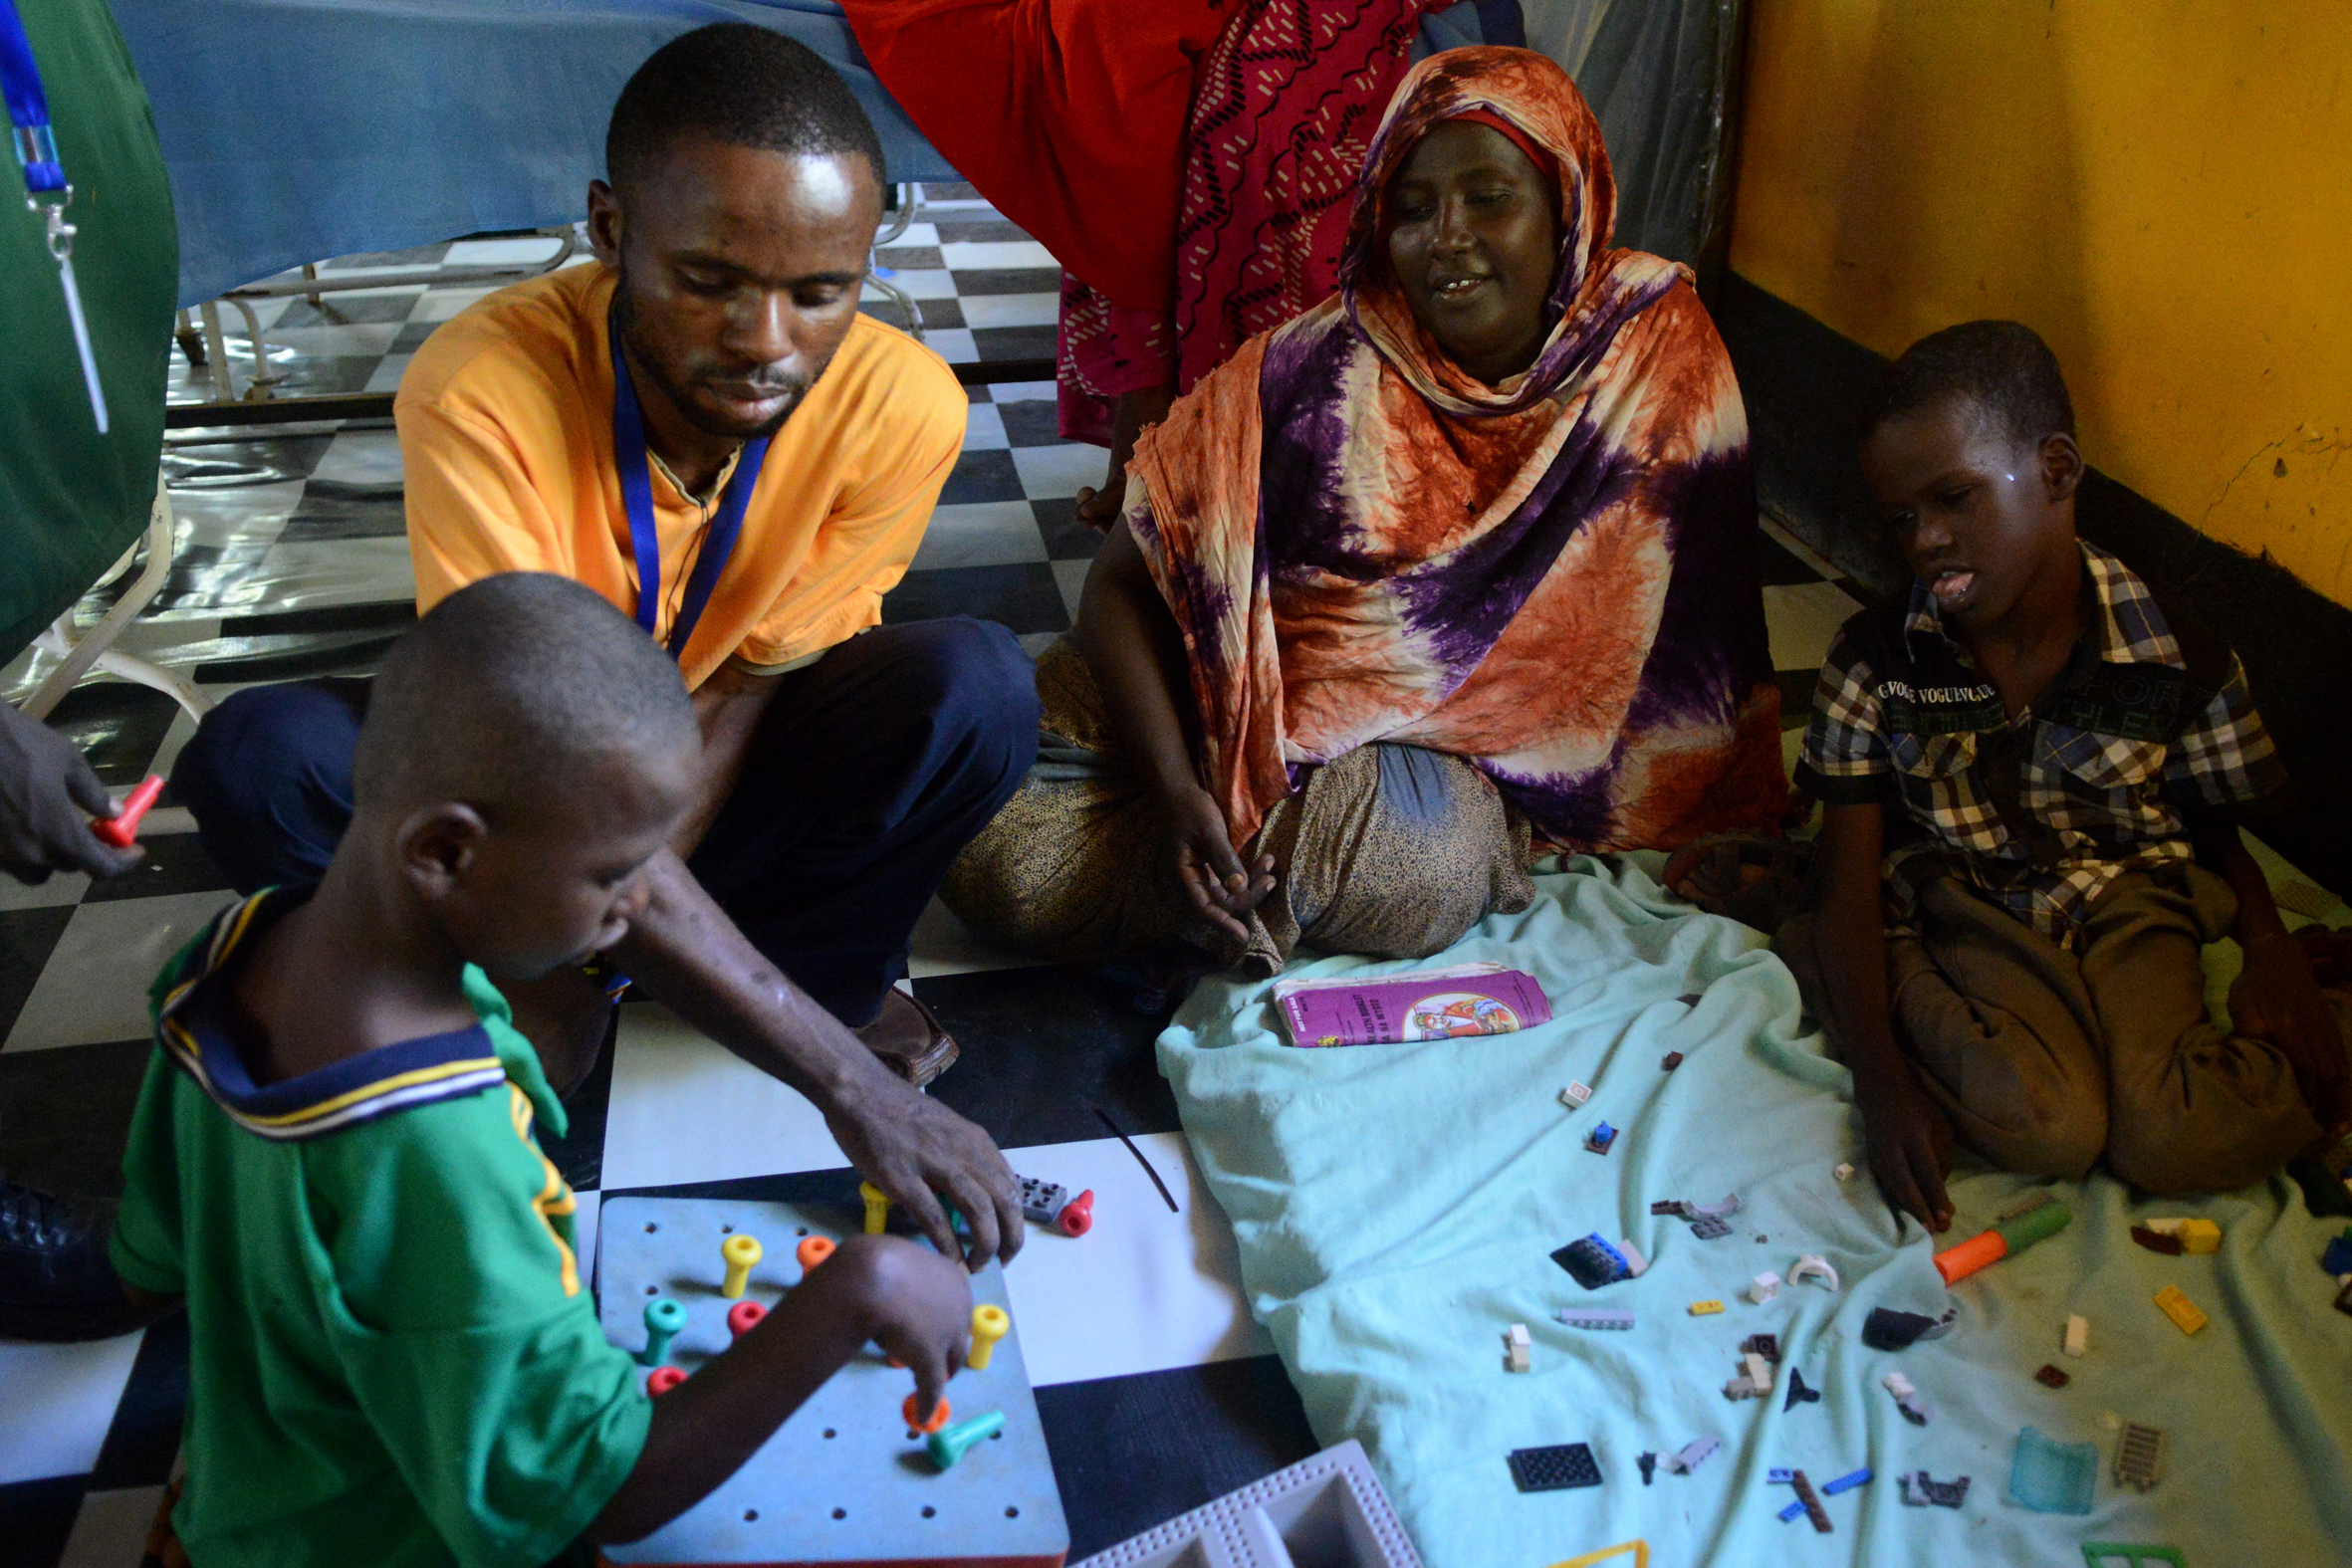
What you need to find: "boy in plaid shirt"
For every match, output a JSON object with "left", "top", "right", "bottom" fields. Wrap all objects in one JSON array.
[{"left": 1780, "top": 322, "right": 2349, "bottom": 1231}]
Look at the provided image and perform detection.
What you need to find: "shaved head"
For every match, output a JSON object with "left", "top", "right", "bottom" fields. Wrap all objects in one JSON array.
[{"left": 354, "top": 572, "right": 697, "bottom": 820}]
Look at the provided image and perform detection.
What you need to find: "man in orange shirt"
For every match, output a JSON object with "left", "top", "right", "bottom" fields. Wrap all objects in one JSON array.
[{"left": 171, "top": 26, "right": 1039, "bottom": 1262}]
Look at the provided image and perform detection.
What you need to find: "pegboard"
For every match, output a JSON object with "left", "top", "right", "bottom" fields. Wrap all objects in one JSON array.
[{"left": 597, "top": 1196, "right": 1068, "bottom": 1567}]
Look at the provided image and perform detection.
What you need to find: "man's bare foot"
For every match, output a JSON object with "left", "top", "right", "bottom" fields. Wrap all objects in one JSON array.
[{"left": 1073, "top": 383, "right": 1176, "bottom": 531}]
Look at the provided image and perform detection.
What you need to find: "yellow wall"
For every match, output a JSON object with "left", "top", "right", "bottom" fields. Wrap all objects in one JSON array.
[{"left": 1730, "top": 1, "right": 2352, "bottom": 604}]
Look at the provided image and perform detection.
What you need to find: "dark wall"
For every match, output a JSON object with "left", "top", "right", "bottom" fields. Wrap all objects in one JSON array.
[{"left": 1715, "top": 272, "right": 2352, "bottom": 893}]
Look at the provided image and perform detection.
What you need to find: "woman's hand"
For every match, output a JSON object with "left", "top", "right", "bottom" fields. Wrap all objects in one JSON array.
[
  {"left": 1161, "top": 783, "right": 1276, "bottom": 943},
  {"left": 2232, "top": 931, "right": 2350, "bottom": 1137},
  {"left": 1851, "top": 1053, "right": 1956, "bottom": 1234}
]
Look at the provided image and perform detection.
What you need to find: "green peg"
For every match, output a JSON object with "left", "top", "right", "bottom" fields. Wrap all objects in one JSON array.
[
  {"left": 637, "top": 1296, "right": 687, "bottom": 1367},
  {"left": 925, "top": 1409, "right": 1006, "bottom": 1470}
]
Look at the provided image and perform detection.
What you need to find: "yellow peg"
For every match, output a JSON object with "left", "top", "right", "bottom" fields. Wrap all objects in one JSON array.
[
  {"left": 720, "top": 1233, "right": 762, "bottom": 1299},
  {"left": 968, "top": 1303, "right": 1010, "bottom": 1371},
  {"left": 859, "top": 1181, "right": 890, "bottom": 1235}
]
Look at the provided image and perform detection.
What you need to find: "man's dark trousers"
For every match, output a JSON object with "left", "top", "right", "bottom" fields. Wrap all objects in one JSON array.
[{"left": 172, "top": 616, "right": 1040, "bottom": 1026}]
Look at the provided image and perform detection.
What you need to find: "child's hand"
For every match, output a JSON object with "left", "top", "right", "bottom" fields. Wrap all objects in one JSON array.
[
  {"left": 2232, "top": 933, "right": 2350, "bottom": 1135},
  {"left": 1850, "top": 1055, "right": 1956, "bottom": 1233},
  {"left": 825, "top": 1235, "right": 975, "bottom": 1424}
]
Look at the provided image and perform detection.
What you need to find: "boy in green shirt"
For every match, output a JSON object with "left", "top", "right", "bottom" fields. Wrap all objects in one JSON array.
[{"left": 111, "top": 572, "right": 974, "bottom": 1566}]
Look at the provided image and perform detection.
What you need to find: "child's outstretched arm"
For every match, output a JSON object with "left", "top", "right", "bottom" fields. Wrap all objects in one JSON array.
[
  {"left": 2189, "top": 804, "right": 2350, "bottom": 1136},
  {"left": 1813, "top": 800, "right": 1955, "bottom": 1232},
  {"left": 586, "top": 1234, "right": 973, "bottom": 1545}
]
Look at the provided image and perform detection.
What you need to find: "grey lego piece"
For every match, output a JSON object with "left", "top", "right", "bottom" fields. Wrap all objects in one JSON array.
[
  {"left": 2114, "top": 1423, "right": 2166, "bottom": 1491},
  {"left": 1017, "top": 1175, "right": 1068, "bottom": 1227},
  {"left": 1664, "top": 1438, "right": 1720, "bottom": 1474},
  {"left": 1073, "top": 1439, "right": 1426, "bottom": 1568},
  {"left": 1556, "top": 1307, "right": 1635, "bottom": 1331},
  {"left": 1689, "top": 1215, "right": 1733, "bottom": 1239}
]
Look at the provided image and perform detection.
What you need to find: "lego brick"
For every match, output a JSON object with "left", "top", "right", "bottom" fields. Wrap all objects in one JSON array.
[
  {"left": 1744, "top": 1352, "right": 1774, "bottom": 1393},
  {"left": 1664, "top": 1438, "right": 1719, "bottom": 1474},
  {"left": 1661, "top": 1050, "right": 1684, "bottom": 1070},
  {"left": 1789, "top": 1253, "right": 1840, "bottom": 1290},
  {"left": 1556, "top": 1307, "right": 1634, "bottom": 1331},
  {"left": 1882, "top": 1371, "right": 1930, "bottom": 1426},
  {"left": 1833, "top": 1162, "right": 1856, "bottom": 1182},
  {"left": 1552, "top": 1234, "right": 1632, "bottom": 1289},
  {"left": 1505, "top": 1323, "right": 1531, "bottom": 1374},
  {"left": 1746, "top": 1270, "right": 1779, "bottom": 1302},
  {"left": 1071, "top": 1438, "right": 1425, "bottom": 1568},
  {"left": 2063, "top": 1314, "right": 2089, "bottom": 1358},
  {"left": 1782, "top": 1366, "right": 1820, "bottom": 1410},
  {"left": 1900, "top": 1471, "right": 1971, "bottom": 1508},
  {"left": 1509, "top": 1443, "right": 1601, "bottom": 1493},
  {"left": 2034, "top": 1363, "right": 2071, "bottom": 1389},
  {"left": 1820, "top": 1467, "right": 1872, "bottom": 1497},
  {"left": 2176, "top": 1219, "right": 2221, "bottom": 1253},
  {"left": 1650, "top": 1200, "right": 1690, "bottom": 1217},
  {"left": 1616, "top": 1238, "right": 1648, "bottom": 1276},
  {"left": 1741, "top": 1333, "right": 1780, "bottom": 1364},
  {"left": 2006, "top": 1426, "right": 2097, "bottom": 1515},
  {"left": 1559, "top": 1081, "right": 1593, "bottom": 1107},
  {"left": 1016, "top": 1176, "right": 1067, "bottom": 1227},
  {"left": 1860, "top": 1305, "right": 1957, "bottom": 1351},
  {"left": 2114, "top": 1423, "right": 2166, "bottom": 1491},
  {"left": 2319, "top": 1229, "right": 2352, "bottom": 1277},
  {"left": 2131, "top": 1225, "right": 2185, "bottom": 1256},
  {"left": 1637, "top": 1453, "right": 1657, "bottom": 1485},
  {"left": 596, "top": 1197, "right": 1066, "bottom": 1566},
  {"left": 1766, "top": 1468, "right": 1793, "bottom": 1484},
  {"left": 1691, "top": 1193, "right": 1744, "bottom": 1219},
  {"left": 2153, "top": 1285, "right": 2209, "bottom": 1335},
  {"left": 1584, "top": 1121, "right": 1618, "bottom": 1155},
  {"left": 1789, "top": 1470, "right": 1832, "bottom": 1532},
  {"left": 1689, "top": 1215, "right": 1732, "bottom": 1239},
  {"left": 1688, "top": 1299, "right": 1725, "bottom": 1315}
]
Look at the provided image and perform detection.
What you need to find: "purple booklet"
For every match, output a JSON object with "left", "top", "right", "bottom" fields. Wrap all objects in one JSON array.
[{"left": 1273, "top": 962, "right": 1553, "bottom": 1048}]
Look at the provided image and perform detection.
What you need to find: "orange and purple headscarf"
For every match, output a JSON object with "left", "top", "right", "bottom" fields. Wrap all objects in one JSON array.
[{"left": 1124, "top": 46, "right": 1787, "bottom": 853}]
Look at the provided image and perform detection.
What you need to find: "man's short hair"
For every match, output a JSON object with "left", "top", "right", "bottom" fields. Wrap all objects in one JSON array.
[
  {"left": 353, "top": 572, "right": 695, "bottom": 819},
  {"left": 605, "top": 23, "right": 885, "bottom": 196},
  {"left": 1859, "top": 320, "right": 2076, "bottom": 451}
]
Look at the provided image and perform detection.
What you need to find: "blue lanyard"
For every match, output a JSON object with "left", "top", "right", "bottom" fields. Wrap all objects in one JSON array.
[
  {"left": 608, "top": 327, "right": 769, "bottom": 660},
  {"left": 1, "top": 0, "right": 106, "bottom": 432}
]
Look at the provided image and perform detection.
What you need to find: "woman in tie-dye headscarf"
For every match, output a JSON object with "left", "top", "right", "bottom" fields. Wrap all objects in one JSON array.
[{"left": 945, "top": 46, "right": 1788, "bottom": 979}]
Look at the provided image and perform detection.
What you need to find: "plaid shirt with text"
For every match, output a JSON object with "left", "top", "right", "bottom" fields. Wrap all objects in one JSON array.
[{"left": 1794, "top": 542, "right": 2283, "bottom": 946}]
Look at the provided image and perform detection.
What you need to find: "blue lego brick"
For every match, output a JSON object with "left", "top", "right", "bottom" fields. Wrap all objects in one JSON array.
[
  {"left": 1551, "top": 1234, "right": 1631, "bottom": 1289},
  {"left": 1821, "top": 1467, "right": 1872, "bottom": 1496}
]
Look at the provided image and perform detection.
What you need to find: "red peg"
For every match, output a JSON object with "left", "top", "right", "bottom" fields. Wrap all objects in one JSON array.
[
  {"left": 92, "top": 776, "right": 163, "bottom": 848},
  {"left": 1056, "top": 1189, "right": 1095, "bottom": 1237},
  {"left": 646, "top": 1366, "right": 687, "bottom": 1395},
  {"left": 727, "top": 1299, "right": 767, "bottom": 1339},
  {"left": 902, "top": 1392, "right": 952, "bottom": 1434}
]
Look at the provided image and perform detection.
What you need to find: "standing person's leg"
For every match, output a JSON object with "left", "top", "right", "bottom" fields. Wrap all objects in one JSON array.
[
  {"left": 688, "top": 617, "right": 1040, "bottom": 1029},
  {"left": 2079, "top": 866, "right": 2336, "bottom": 1195},
  {"left": 170, "top": 678, "right": 369, "bottom": 892},
  {"left": 1777, "top": 876, "right": 2109, "bottom": 1179}
]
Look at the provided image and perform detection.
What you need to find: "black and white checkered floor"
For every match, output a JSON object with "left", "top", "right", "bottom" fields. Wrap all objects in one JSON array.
[{"left": 0, "top": 185, "right": 1862, "bottom": 1567}]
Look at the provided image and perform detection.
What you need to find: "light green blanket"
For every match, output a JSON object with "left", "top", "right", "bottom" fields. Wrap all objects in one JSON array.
[{"left": 1159, "top": 857, "right": 2351, "bottom": 1568}]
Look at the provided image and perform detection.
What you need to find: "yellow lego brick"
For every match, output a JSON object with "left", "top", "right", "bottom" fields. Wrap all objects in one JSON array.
[
  {"left": 2177, "top": 1219, "right": 2222, "bottom": 1254},
  {"left": 2153, "top": 1285, "right": 2208, "bottom": 1336},
  {"left": 1688, "top": 1299, "right": 1726, "bottom": 1316}
]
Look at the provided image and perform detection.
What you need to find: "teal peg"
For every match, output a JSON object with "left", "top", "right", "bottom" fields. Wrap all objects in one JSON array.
[
  {"left": 926, "top": 1409, "right": 1006, "bottom": 1470},
  {"left": 637, "top": 1296, "right": 687, "bottom": 1367}
]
